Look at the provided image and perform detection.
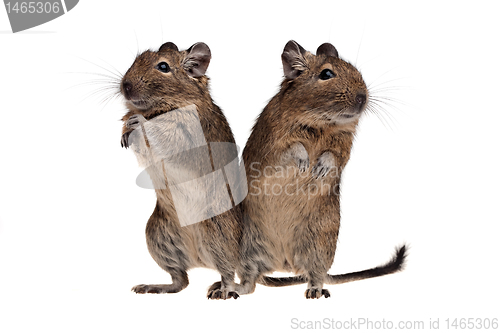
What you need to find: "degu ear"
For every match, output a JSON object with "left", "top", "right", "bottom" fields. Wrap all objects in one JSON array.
[
  {"left": 316, "top": 43, "right": 338, "bottom": 58},
  {"left": 182, "top": 42, "right": 211, "bottom": 78},
  {"left": 159, "top": 42, "right": 179, "bottom": 52},
  {"left": 281, "top": 40, "right": 308, "bottom": 80}
]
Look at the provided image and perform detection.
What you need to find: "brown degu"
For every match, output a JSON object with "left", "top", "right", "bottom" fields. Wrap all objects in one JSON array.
[
  {"left": 236, "top": 40, "right": 406, "bottom": 299},
  {"left": 119, "top": 42, "right": 242, "bottom": 299}
]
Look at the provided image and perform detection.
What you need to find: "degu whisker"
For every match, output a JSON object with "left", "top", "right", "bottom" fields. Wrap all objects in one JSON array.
[
  {"left": 73, "top": 55, "right": 123, "bottom": 80},
  {"left": 65, "top": 71, "right": 122, "bottom": 82}
]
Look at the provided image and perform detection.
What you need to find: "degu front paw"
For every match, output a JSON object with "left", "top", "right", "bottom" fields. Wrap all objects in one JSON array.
[
  {"left": 126, "top": 114, "right": 146, "bottom": 130},
  {"left": 121, "top": 114, "right": 146, "bottom": 148},
  {"left": 311, "top": 152, "right": 336, "bottom": 179},
  {"left": 282, "top": 142, "right": 309, "bottom": 172}
]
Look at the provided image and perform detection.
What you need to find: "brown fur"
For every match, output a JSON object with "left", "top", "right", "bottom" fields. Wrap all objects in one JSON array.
[
  {"left": 237, "top": 41, "right": 406, "bottom": 299},
  {"left": 120, "top": 42, "right": 241, "bottom": 299}
]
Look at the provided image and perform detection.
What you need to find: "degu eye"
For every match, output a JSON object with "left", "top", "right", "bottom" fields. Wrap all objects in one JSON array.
[
  {"left": 156, "top": 62, "right": 170, "bottom": 73},
  {"left": 319, "top": 69, "right": 335, "bottom": 80}
]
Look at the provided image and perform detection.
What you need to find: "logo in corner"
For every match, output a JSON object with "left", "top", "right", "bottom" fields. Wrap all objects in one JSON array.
[{"left": 3, "top": 0, "right": 79, "bottom": 33}]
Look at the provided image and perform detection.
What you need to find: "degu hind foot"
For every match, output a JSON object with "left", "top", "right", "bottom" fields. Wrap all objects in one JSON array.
[
  {"left": 206, "top": 281, "right": 239, "bottom": 300},
  {"left": 132, "top": 272, "right": 189, "bottom": 294},
  {"left": 131, "top": 283, "right": 186, "bottom": 294},
  {"left": 304, "top": 288, "right": 331, "bottom": 299}
]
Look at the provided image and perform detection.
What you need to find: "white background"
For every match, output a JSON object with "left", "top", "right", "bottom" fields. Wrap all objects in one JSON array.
[{"left": 1, "top": 1, "right": 499, "bottom": 332}]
